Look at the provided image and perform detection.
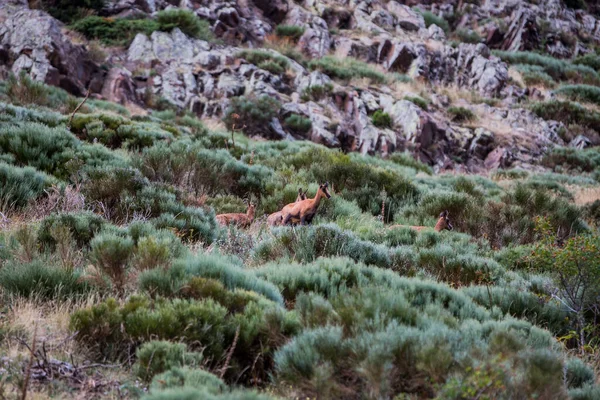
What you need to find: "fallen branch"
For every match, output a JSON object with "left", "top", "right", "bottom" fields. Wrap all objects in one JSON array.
[{"left": 219, "top": 325, "right": 240, "bottom": 379}]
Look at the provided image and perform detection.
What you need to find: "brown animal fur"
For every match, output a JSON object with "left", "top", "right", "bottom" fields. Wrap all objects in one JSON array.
[
  {"left": 281, "top": 182, "right": 331, "bottom": 226},
  {"left": 267, "top": 188, "right": 308, "bottom": 226},
  {"left": 216, "top": 203, "right": 256, "bottom": 228},
  {"left": 390, "top": 210, "right": 453, "bottom": 232}
]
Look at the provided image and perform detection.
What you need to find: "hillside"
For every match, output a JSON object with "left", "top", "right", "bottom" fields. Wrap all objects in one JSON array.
[{"left": 1, "top": 0, "right": 600, "bottom": 399}]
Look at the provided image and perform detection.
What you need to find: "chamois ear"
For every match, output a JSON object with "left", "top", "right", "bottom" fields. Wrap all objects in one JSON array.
[
  {"left": 298, "top": 188, "right": 303, "bottom": 194},
  {"left": 440, "top": 210, "right": 448, "bottom": 218}
]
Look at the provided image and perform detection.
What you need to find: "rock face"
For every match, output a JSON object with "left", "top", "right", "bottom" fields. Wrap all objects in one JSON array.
[
  {"left": 4, "top": 0, "right": 600, "bottom": 173},
  {"left": 0, "top": 2, "right": 100, "bottom": 96}
]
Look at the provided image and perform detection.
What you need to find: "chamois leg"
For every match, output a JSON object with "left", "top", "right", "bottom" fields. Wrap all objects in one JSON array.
[
  {"left": 300, "top": 216, "right": 307, "bottom": 225},
  {"left": 282, "top": 214, "right": 292, "bottom": 226}
]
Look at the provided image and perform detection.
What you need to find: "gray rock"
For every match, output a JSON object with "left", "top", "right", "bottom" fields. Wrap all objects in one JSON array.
[
  {"left": 570, "top": 135, "right": 591, "bottom": 149},
  {"left": 387, "top": 3, "right": 425, "bottom": 32},
  {"left": 217, "top": 72, "right": 245, "bottom": 97},
  {"left": 0, "top": 6, "right": 99, "bottom": 95}
]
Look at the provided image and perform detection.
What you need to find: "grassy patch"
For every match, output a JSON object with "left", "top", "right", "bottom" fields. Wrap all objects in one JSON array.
[{"left": 308, "top": 56, "right": 387, "bottom": 84}]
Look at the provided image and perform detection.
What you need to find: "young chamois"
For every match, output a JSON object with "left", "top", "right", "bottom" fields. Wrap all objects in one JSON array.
[
  {"left": 390, "top": 210, "right": 453, "bottom": 232},
  {"left": 216, "top": 202, "right": 256, "bottom": 228},
  {"left": 267, "top": 188, "right": 308, "bottom": 226},
  {"left": 281, "top": 182, "right": 331, "bottom": 226}
]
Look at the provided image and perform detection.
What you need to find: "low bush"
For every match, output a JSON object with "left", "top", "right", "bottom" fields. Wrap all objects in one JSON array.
[
  {"left": 455, "top": 29, "right": 482, "bottom": 44},
  {"left": 0, "top": 260, "right": 93, "bottom": 300},
  {"left": 274, "top": 25, "right": 305, "bottom": 40},
  {"left": 515, "top": 64, "right": 556, "bottom": 88},
  {"left": 531, "top": 100, "right": 600, "bottom": 133},
  {"left": 300, "top": 84, "right": 333, "bottom": 102},
  {"left": 494, "top": 51, "right": 600, "bottom": 84},
  {"left": 0, "top": 162, "right": 56, "bottom": 211},
  {"left": 156, "top": 9, "right": 213, "bottom": 40},
  {"left": 236, "top": 50, "right": 289, "bottom": 75},
  {"left": 135, "top": 341, "right": 204, "bottom": 382},
  {"left": 416, "top": 9, "right": 450, "bottom": 33},
  {"left": 573, "top": 53, "right": 600, "bottom": 72},
  {"left": 222, "top": 95, "right": 281, "bottom": 137},
  {"left": 284, "top": 114, "right": 312, "bottom": 134},
  {"left": 71, "top": 16, "right": 160, "bottom": 46},
  {"left": 542, "top": 146, "right": 600, "bottom": 172},
  {"left": 308, "top": 56, "right": 387, "bottom": 84},
  {"left": 371, "top": 110, "right": 393, "bottom": 128},
  {"left": 70, "top": 294, "right": 300, "bottom": 383},
  {"left": 149, "top": 367, "right": 226, "bottom": 393},
  {"left": 40, "top": 0, "right": 105, "bottom": 24},
  {"left": 555, "top": 84, "right": 600, "bottom": 105},
  {"left": 38, "top": 211, "right": 107, "bottom": 250},
  {"left": 403, "top": 96, "right": 429, "bottom": 110},
  {"left": 448, "top": 106, "right": 476, "bottom": 122},
  {"left": 90, "top": 233, "right": 134, "bottom": 291}
]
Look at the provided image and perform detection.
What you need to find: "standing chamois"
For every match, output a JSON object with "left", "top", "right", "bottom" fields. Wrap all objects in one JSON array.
[
  {"left": 216, "top": 202, "right": 256, "bottom": 228},
  {"left": 281, "top": 182, "right": 331, "bottom": 226},
  {"left": 390, "top": 210, "right": 453, "bottom": 232},
  {"left": 267, "top": 188, "right": 308, "bottom": 226}
]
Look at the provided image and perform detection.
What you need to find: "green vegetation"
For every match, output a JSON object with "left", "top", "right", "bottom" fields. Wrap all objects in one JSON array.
[
  {"left": 516, "top": 64, "right": 557, "bottom": 88},
  {"left": 40, "top": 0, "right": 105, "bottom": 24},
  {"left": 274, "top": 25, "right": 305, "bottom": 40},
  {"left": 300, "top": 83, "right": 334, "bottom": 102},
  {"left": 404, "top": 95, "right": 429, "bottom": 110},
  {"left": 371, "top": 110, "right": 393, "bottom": 128},
  {"left": 0, "top": 77, "right": 599, "bottom": 399},
  {"left": 555, "top": 84, "right": 600, "bottom": 105},
  {"left": 71, "top": 10, "right": 212, "bottom": 46},
  {"left": 236, "top": 50, "right": 289, "bottom": 75},
  {"left": 415, "top": 8, "right": 450, "bottom": 33},
  {"left": 494, "top": 50, "right": 600, "bottom": 84},
  {"left": 308, "top": 56, "right": 387, "bottom": 84},
  {"left": 531, "top": 100, "right": 600, "bottom": 133},
  {"left": 448, "top": 106, "right": 476, "bottom": 122}
]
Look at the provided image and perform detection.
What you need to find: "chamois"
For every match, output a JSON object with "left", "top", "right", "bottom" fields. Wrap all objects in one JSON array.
[
  {"left": 390, "top": 210, "right": 453, "bottom": 232},
  {"left": 267, "top": 188, "right": 308, "bottom": 226},
  {"left": 281, "top": 182, "right": 331, "bottom": 226},
  {"left": 216, "top": 203, "right": 256, "bottom": 228}
]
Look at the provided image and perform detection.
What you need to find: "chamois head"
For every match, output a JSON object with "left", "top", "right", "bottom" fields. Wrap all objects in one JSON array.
[
  {"left": 436, "top": 210, "right": 453, "bottom": 231},
  {"left": 319, "top": 182, "right": 331, "bottom": 199}
]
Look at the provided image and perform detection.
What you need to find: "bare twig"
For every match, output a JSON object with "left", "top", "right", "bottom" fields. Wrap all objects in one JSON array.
[
  {"left": 219, "top": 325, "right": 240, "bottom": 379},
  {"left": 67, "top": 90, "right": 90, "bottom": 130},
  {"left": 21, "top": 323, "right": 37, "bottom": 400}
]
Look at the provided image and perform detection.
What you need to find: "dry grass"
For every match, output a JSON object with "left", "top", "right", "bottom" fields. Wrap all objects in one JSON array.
[{"left": 568, "top": 185, "right": 600, "bottom": 205}]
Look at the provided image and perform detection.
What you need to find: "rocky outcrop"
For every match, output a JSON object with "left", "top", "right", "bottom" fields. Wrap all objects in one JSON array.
[{"left": 0, "top": 2, "right": 100, "bottom": 96}]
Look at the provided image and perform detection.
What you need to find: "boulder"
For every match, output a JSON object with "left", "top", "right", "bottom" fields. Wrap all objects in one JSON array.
[
  {"left": 101, "top": 68, "right": 143, "bottom": 111},
  {"left": 0, "top": 5, "right": 99, "bottom": 96},
  {"left": 501, "top": 7, "right": 539, "bottom": 52},
  {"left": 387, "top": 3, "right": 425, "bottom": 32}
]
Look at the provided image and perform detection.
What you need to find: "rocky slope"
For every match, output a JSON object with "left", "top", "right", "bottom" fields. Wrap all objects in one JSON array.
[{"left": 2, "top": 0, "right": 599, "bottom": 172}]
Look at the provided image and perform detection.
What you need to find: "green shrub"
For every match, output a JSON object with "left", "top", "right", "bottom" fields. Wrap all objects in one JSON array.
[
  {"left": 542, "top": 146, "right": 600, "bottom": 172},
  {"left": 403, "top": 96, "right": 429, "bottom": 110},
  {"left": 555, "top": 84, "right": 600, "bottom": 105},
  {"left": 236, "top": 50, "right": 289, "bottom": 75},
  {"left": 156, "top": 9, "right": 213, "bottom": 40},
  {"left": 38, "top": 211, "right": 107, "bottom": 250},
  {"left": 416, "top": 9, "right": 450, "bottom": 33},
  {"left": 284, "top": 114, "right": 312, "bottom": 134},
  {"left": 494, "top": 50, "right": 600, "bottom": 84},
  {"left": 388, "top": 152, "right": 433, "bottom": 174},
  {"left": 135, "top": 341, "right": 203, "bottom": 382},
  {"left": 573, "top": 53, "right": 600, "bottom": 72},
  {"left": 0, "top": 162, "right": 55, "bottom": 211},
  {"left": 308, "top": 56, "right": 387, "bottom": 84},
  {"left": 0, "top": 260, "right": 93, "bottom": 300},
  {"left": 70, "top": 295, "right": 300, "bottom": 382},
  {"left": 570, "top": 384, "right": 600, "bottom": 400},
  {"left": 90, "top": 233, "right": 134, "bottom": 291},
  {"left": 71, "top": 16, "right": 160, "bottom": 46},
  {"left": 531, "top": 100, "right": 600, "bottom": 133},
  {"left": 275, "top": 25, "right": 305, "bottom": 40},
  {"left": 222, "top": 95, "right": 281, "bottom": 137},
  {"left": 300, "top": 84, "right": 334, "bottom": 102},
  {"left": 41, "top": 0, "right": 105, "bottom": 24},
  {"left": 149, "top": 367, "right": 226, "bottom": 393},
  {"left": 516, "top": 64, "right": 556, "bottom": 88},
  {"left": 371, "top": 110, "right": 393, "bottom": 128},
  {"left": 565, "top": 358, "right": 596, "bottom": 389},
  {"left": 455, "top": 29, "right": 482, "bottom": 44},
  {"left": 448, "top": 106, "right": 476, "bottom": 122}
]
